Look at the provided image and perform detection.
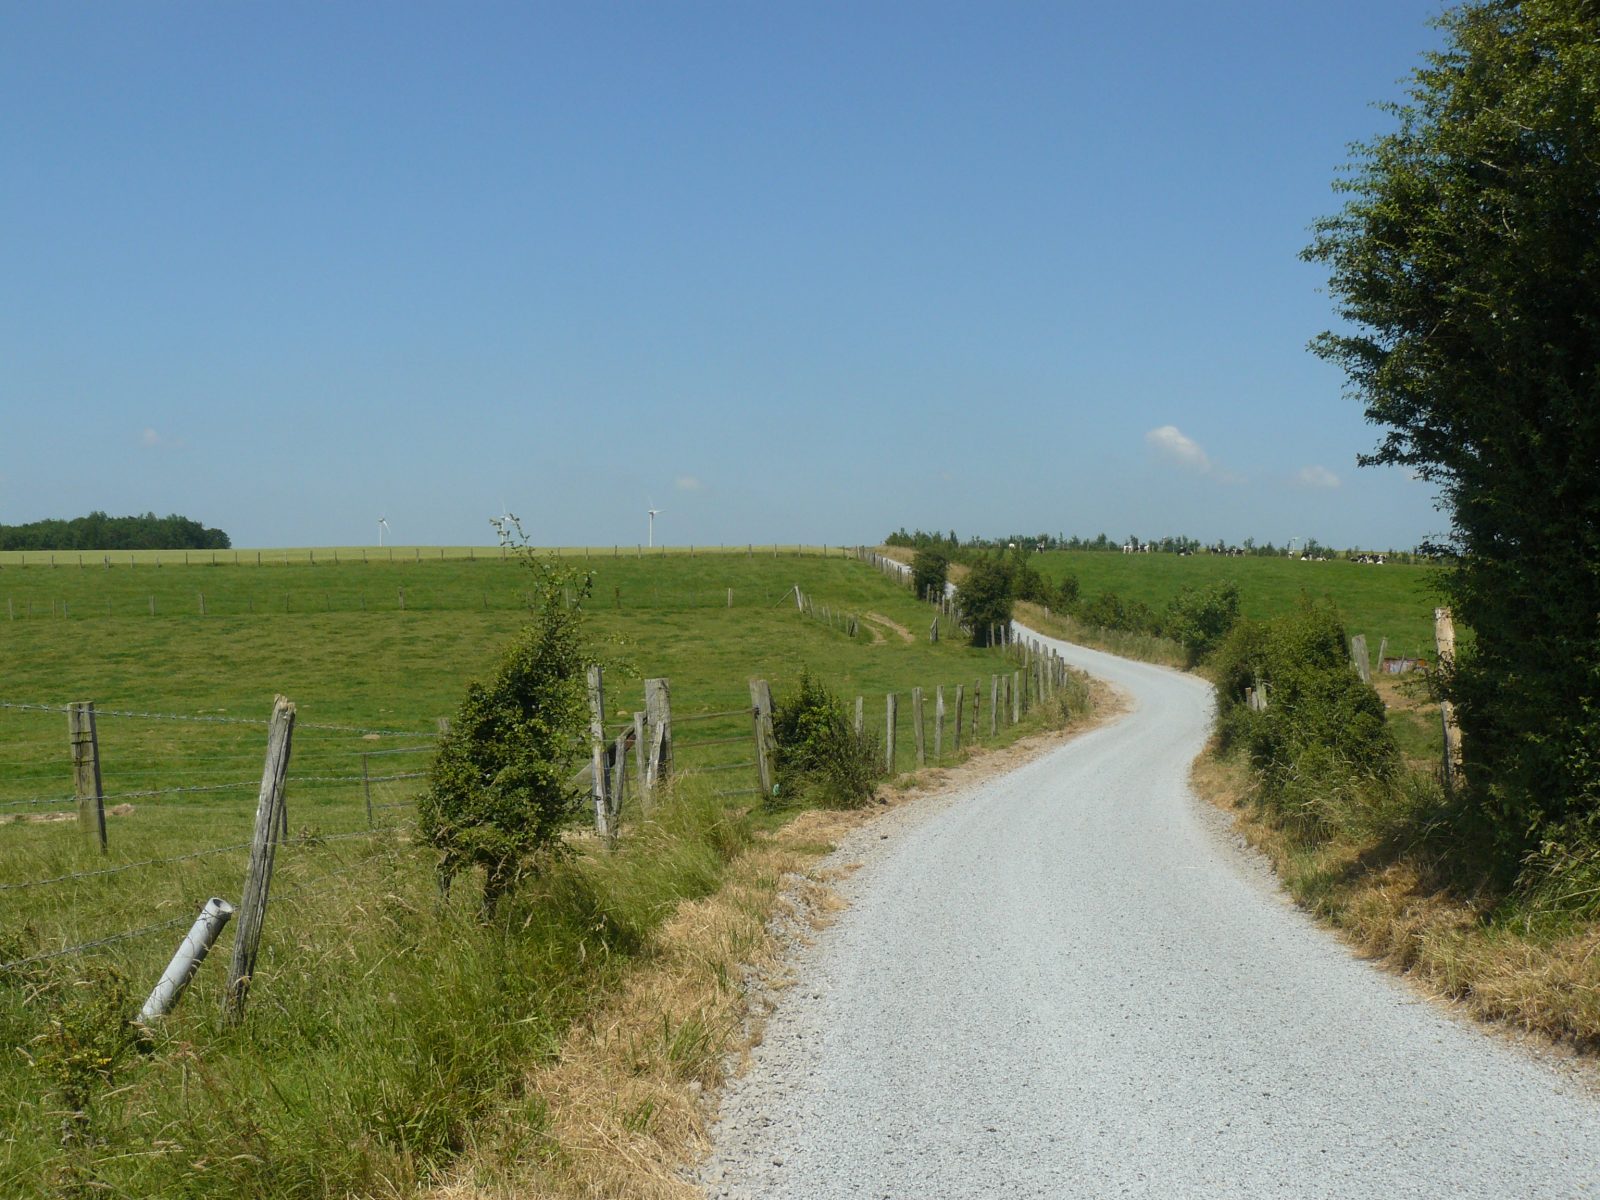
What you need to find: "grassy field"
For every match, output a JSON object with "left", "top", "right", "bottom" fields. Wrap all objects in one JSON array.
[
  {"left": 0, "top": 549, "right": 1059, "bottom": 1198},
  {"left": 1030, "top": 551, "right": 1444, "bottom": 663}
]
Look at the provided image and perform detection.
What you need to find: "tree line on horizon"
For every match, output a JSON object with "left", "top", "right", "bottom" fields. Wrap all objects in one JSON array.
[
  {"left": 884, "top": 527, "right": 1426, "bottom": 563},
  {"left": 0, "top": 511, "right": 231, "bottom": 551}
]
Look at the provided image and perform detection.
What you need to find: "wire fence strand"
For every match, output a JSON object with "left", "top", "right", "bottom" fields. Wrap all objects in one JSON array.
[{"left": 0, "top": 700, "right": 425, "bottom": 738}]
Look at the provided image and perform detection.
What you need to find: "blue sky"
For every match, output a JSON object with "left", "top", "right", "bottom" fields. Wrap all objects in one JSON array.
[{"left": 2, "top": 2, "right": 1452, "bottom": 550}]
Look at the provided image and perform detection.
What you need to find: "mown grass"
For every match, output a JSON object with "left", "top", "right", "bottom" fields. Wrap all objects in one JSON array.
[
  {"left": 1028, "top": 550, "right": 1443, "bottom": 665},
  {"left": 0, "top": 550, "right": 1064, "bottom": 1198}
]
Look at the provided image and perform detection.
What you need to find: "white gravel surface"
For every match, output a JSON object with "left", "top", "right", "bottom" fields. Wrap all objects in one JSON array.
[{"left": 697, "top": 626, "right": 1600, "bottom": 1198}]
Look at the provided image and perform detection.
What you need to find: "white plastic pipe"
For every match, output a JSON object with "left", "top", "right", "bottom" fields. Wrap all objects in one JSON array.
[{"left": 140, "top": 897, "right": 235, "bottom": 1022}]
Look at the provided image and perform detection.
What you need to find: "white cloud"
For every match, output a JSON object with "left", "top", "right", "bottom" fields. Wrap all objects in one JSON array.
[
  {"left": 1296, "top": 465, "right": 1341, "bottom": 489},
  {"left": 1145, "top": 425, "right": 1212, "bottom": 472},
  {"left": 140, "top": 428, "right": 162, "bottom": 447},
  {"left": 674, "top": 475, "right": 704, "bottom": 492}
]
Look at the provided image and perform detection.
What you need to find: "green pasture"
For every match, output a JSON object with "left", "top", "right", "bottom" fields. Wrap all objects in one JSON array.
[
  {"left": 0, "top": 542, "right": 852, "bottom": 569},
  {"left": 1, "top": 550, "right": 1056, "bottom": 1196},
  {"left": 1031, "top": 551, "right": 1445, "bottom": 662}
]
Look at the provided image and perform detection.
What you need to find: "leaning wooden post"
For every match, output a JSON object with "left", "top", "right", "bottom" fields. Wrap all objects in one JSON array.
[
  {"left": 632, "top": 712, "right": 648, "bottom": 809},
  {"left": 222, "top": 695, "right": 295, "bottom": 1023},
  {"left": 68, "top": 702, "right": 107, "bottom": 854},
  {"left": 953, "top": 683, "right": 964, "bottom": 752},
  {"left": 990, "top": 675, "right": 1000, "bottom": 736},
  {"left": 934, "top": 685, "right": 945, "bottom": 760},
  {"left": 750, "top": 680, "right": 778, "bottom": 802},
  {"left": 1434, "top": 607, "right": 1464, "bottom": 795},
  {"left": 644, "top": 677, "right": 673, "bottom": 789},
  {"left": 587, "top": 665, "right": 611, "bottom": 840},
  {"left": 885, "top": 693, "right": 898, "bottom": 774},
  {"left": 1350, "top": 634, "right": 1371, "bottom": 685},
  {"left": 911, "top": 687, "right": 926, "bottom": 768},
  {"left": 1012, "top": 670, "right": 1022, "bottom": 723},
  {"left": 610, "top": 729, "right": 629, "bottom": 834}
]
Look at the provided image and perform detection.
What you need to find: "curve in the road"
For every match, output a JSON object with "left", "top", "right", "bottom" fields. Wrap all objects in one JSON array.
[{"left": 699, "top": 624, "right": 1600, "bottom": 1198}]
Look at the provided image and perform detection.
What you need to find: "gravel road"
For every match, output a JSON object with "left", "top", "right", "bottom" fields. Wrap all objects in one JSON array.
[{"left": 697, "top": 627, "right": 1600, "bottom": 1198}]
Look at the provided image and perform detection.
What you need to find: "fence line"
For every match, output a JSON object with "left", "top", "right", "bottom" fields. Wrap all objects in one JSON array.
[
  {"left": 0, "top": 913, "right": 194, "bottom": 972},
  {"left": 0, "top": 700, "right": 425, "bottom": 737},
  {"left": 0, "top": 839, "right": 257, "bottom": 892}
]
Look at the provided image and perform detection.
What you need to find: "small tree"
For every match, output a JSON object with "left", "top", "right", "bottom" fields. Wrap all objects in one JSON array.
[
  {"left": 911, "top": 549, "right": 949, "bottom": 603},
  {"left": 957, "top": 555, "right": 1013, "bottom": 646},
  {"left": 418, "top": 544, "right": 592, "bottom": 916},
  {"left": 1161, "top": 581, "right": 1241, "bottom": 667}
]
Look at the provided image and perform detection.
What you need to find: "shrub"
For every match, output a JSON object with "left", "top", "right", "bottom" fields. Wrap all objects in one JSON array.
[
  {"left": 911, "top": 549, "right": 949, "bottom": 603},
  {"left": 418, "top": 554, "right": 593, "bottom": 916},
  {"left": 771, "top": 671, "right": 881, "bottom": 808},
  {"left": 1160, "top": 580, "right": 1241, "bottom": 667},
  {"left": 1214, "top": 599, "right": 1397, "bottom": 834},
  {"left": 956, "top": 555, "right": 1014, "bottom": 647}
]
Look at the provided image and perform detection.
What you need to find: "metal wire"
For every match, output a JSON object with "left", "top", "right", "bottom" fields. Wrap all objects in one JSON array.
[
  {"left": 0, "top": 840, "right": 255, "bottom": 892},
  {"left": 289, "top": 771, "right": 427, "bottom": 786},
  {"left": 0, "top": 701, "right": 423, "bottom": 737},
  {"left": 0, "top": 913, "right": 193, "bottom": 971},
  {"left": 673, "top": 708, "right": 753, "bottom": 723},
  {"left": 698, "top": 761, "right": 757, "bottom": 773},
  {"left": 677, "top": 734, "right": 751, "bottom": 748}
]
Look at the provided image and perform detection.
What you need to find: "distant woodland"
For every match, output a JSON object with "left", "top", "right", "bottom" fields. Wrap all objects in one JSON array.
[{"left": 0, "top": 512, "right": 231, "bottom": 551}]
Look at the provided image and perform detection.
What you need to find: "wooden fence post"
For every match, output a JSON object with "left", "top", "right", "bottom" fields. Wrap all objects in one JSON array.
[
  {"left": 929, "top": 616, "right": 939, "bottom": 643},
  {"left": 362, "top": 753, "right": 372, "bottom": 827},
  {"left": 990, "top": 675, "right": 999, "bottom": 736},
  {"left": 644, "top": 677, "right": 673, "bottom": 789},
  {"left": 885, "top": 693, "right": 898, "bottom": 774},
  {"left": 632, "top": 712, "right": 647, "bottom": 809},
  {"left": 610, "top": 729, "right": 629, "bottom": 831},
  {"left": 68, "top": 702, "right": 107, "bottom": 853},
  {"left": 750, "top": 680, "right": 778, "bottom": 801},
  {"left": 1434, "top": 607, "right": 1464, "bottom": 794},
  {"left": 973, "top": 679, "right": 982, "bottom": 740},
  {"left": 935, "top": 686, "right": 945, "bottom": 760},
  {"left": 222, "top": 696, "right": 295, "bottom": 1023},
  {"left": 854, "top": 695, "right": 864, "bottom": 736},
  {"left": 1377, "top": 637, "right": 1389, "bottom": 671},
  {"left": 587, "top": 665, "right": 611, "bottom": 840},
  {"left": 1012, "top": 670, "right": 1022, "bottom": 723},
  {"left": 953, "top": 683, "right": 964, "bottom": 751},
  {"left": 912, "top": 687, "right": 926, "bottom": 768},
  {"left": 1350, "top": 634, "right": 1371, "bottom": 684}
]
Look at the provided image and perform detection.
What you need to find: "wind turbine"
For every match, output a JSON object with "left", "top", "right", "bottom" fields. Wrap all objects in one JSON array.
[
  {"left": 647, "top": 507, "right": 662, "bottom": 548},
  {"left": 378, "top": 516, "right": 390, "bottom": 547}
]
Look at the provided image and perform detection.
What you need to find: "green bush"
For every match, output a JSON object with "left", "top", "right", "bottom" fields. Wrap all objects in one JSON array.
[
  {"left": 771, "top": 671, "right": 882, "bottom": 808},
  {"left": 1214, "top": 599, "right": 1397, "bottom": 834},
  {"left": 418, "top": 556, "right": 593, "bottom": 915},
  {"left": 1077, "top": 590, "right": 1158, "bottom": 636},
  {"left": 956, "top": 556, "right": 1014, "bottom": 647},
  {"left": 911, "top": 549, "right": 949, "bottom": 603},
  {"left": 1160, "top": 580, "right": 1241, "bottom": 667}
]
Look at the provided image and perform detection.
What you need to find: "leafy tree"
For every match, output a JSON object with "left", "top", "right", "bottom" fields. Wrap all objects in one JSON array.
[
  {"left": 418, "top": 549, "right": 592, "bottom": 916},
  {"left": 1161, "top": 581, "right": 1241, "bottom": 667},
  {"left": 911, "top": 548, "right": 949, "bottom": 602},
  {"left": 956, "top": 555, "right": 1013, "bottom": 646},
  {"left": 1304, "top": 0, "right": 1600, "bottom": 866}
]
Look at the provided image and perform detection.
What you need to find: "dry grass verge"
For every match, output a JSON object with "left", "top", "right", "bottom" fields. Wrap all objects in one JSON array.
[
  {"left": 1191, "top": 749, "right": 1600, "bottom": 1059},
  {"left": 423, "top": 694, "right": 1116, "bottom": 1200}
]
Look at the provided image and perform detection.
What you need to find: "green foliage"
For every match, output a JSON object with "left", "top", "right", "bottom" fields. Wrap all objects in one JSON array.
[
  {"left": 1160, "top": 580, "right": 1241, "bottom": 667},
  {"left": 1215, "top": 600, "right": 1398, "bottom": 835},
  {"left": 1077, "top": 590, "right": 1157, "bottom": 637},
  {"left": 771, "top": 670, "right": 881, "bottom": 809},
  {"left": 956, "top": 555, "right": 1014, "bottom": 647},
  {"left": 1304, "top": 0, "right": 1600, "bottom": 866},
  {"left": 0, "top": 511, "right": 230, "bottom": 551},
  {"left": 418, "top": 554, "right": 592, "bottom": 914},
  {"left": 910, "top": 549, "right": 949, "bottom": 602}
]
